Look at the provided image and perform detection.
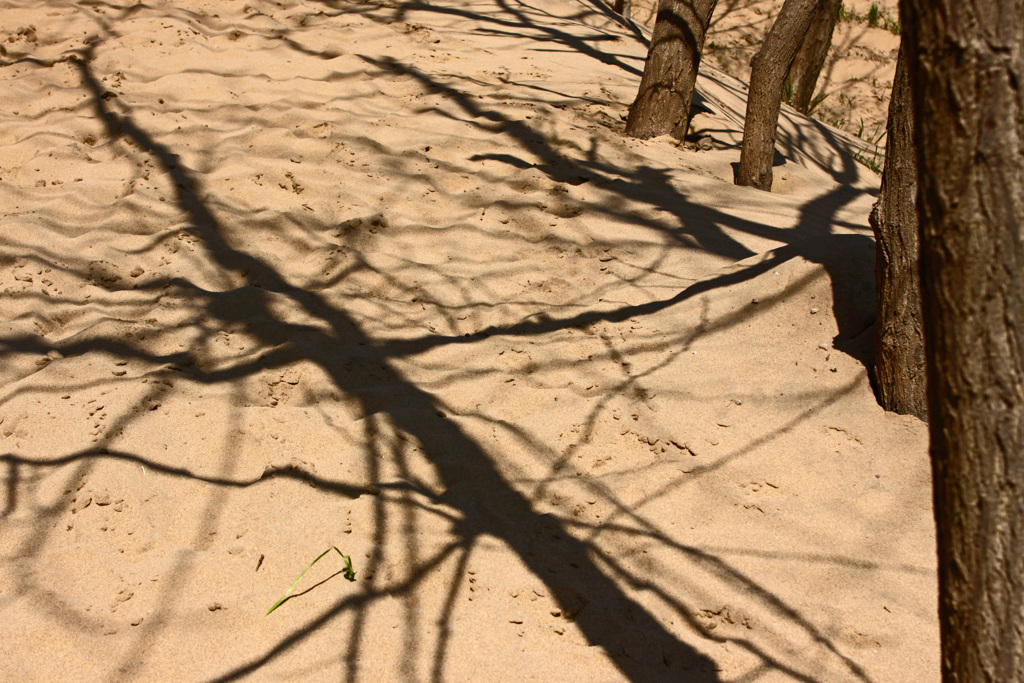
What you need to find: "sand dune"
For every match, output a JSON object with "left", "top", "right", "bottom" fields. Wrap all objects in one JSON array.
[{"left": 0, "top": 0, "right": 936, "bottom": 681}]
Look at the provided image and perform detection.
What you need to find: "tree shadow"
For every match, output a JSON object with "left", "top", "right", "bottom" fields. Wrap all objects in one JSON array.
[{"left": 0, "top": 1, "right": 903, "bottom": 682}]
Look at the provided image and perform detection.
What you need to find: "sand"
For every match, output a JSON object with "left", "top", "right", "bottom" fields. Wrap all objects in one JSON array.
[
  {"left": 630, "top": 0, "right": 901, "bottom": 153},
  {"left": 0, "top": 0, "right": 937, "bottom": 681}
]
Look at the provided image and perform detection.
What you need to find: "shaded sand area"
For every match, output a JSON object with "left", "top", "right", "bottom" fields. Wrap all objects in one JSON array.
[{"left": 0, "top": 0, "right": 936, "bottom": 681}]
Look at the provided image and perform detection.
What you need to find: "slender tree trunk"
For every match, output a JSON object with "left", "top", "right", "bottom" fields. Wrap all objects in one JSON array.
[
  {"left": 869, "top": 45, "right": 926, "bottom": 419},
  {"left": 613, "top": 0, "right": 632, "bottom": 20},
  {"left": 786, "top": 0, "right": 839, "bottom": 112},
  {"left": 625, "top": 0, "right": 718, "bottom": 139},
  {"left": 902, "top": 0, "right": 1024, "bottom": 680},
  {"left": 735, "top": 0, "right": 818, "bottom": 191}
]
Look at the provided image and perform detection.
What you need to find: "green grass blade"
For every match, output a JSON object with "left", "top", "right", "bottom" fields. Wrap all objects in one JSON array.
[{"left": 265, "top": 546, "right": 356, "bottom": 616}]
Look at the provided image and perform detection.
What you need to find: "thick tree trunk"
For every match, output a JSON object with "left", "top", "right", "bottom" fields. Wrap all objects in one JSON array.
[
  {"left": 625, "top": 0, "right": 718, "bottom": 139},
  {"left": 869, "top": 46, "right": 926, "bottom": 419},
  {"left": 735, "top": 0, "right": 818, "bottom": 191},
  {"left": 902, "top": 0, "right": 1024, "bottom": 680},
  {"left": 786, "top": 0, "right": 839, "bottom": 113}
]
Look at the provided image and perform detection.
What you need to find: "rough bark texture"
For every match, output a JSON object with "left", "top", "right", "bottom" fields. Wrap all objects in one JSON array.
[
  {"left": 868, "top": 46, "right": 927, "bottom": 419},
  {"left": 625, "top": 0, "right": 718, "bottom": 139},
  {"left": 736, "top": 0, "right": 818, "bottom": 191},
  {"left": 786, "top": 0, "right": 839, "bottom": 113},
  {"left": 902, "top": 0, "right": 1024, "bottom": 680}
]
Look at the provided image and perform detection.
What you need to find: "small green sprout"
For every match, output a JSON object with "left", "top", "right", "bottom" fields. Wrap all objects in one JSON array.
[
  {"left": 868, "top": 3, "right": 880, "bottom": 27},
  {"left": 265, "top": 546, "right": 356, "bottom": 616}
]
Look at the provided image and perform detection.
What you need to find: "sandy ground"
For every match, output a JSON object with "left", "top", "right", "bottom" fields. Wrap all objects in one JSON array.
[{"left": 0, "top": 0, "right": 936, "bottom": 681}]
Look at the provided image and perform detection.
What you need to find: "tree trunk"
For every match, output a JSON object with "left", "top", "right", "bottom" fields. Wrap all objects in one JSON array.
[
  {"left": 735, "top": 0, "right": 818, "bottom": 191},
  {"left": 902, "top": 0, "right": 1024, "bottom": 680},
  {"left": 613, "top": 0, "right": 632, "bottom": 20},
  {"left": 869, "top": 45, "right": 926, "bottom": 419},
  {"left": 786, "top": 0, "right": 839, "bottom": 113},
  {"left": 625, "top": 0, "right": 718, "bottom": 139}
]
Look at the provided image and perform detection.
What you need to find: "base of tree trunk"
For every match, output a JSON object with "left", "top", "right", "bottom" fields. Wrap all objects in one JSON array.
[
  {"left": 735, "top": 0, "right": 818, "bottom": 192},
  {"left": 624, "top": 0, "right": 717, "bottom": 140},
  {"left": 869, "top": 47, "right": 927, "bottom": 420}
]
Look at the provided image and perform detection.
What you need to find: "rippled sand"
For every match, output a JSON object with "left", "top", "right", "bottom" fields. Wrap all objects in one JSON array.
[{"left": 0, "top": 1, "right": 935, "bottom": 681}]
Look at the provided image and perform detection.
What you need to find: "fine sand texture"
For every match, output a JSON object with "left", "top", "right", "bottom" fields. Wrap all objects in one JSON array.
[{"left": 1, "top": 0, "right": 936, "bottom": 681}]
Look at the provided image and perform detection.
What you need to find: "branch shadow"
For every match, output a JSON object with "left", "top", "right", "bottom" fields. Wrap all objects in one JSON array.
[{"left": 0, "top": 2, "right": 901, "bottom": 682}]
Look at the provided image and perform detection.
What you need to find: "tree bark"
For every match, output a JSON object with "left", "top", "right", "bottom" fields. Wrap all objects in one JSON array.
[
  {"left": 902, "top": 0, "right": 1024, "bottom": 680},
  {"left": 625, "top": 0, "right": 718, "bottom": 139},
  {"left": 735, "top": 0, "right": 818, "bottom": 191},
  {"left": 786, "top": 0, "right": 839, "bottom": 113},
  {"left": 869, "top": 45, "right": 927, "bottom": 419}
]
